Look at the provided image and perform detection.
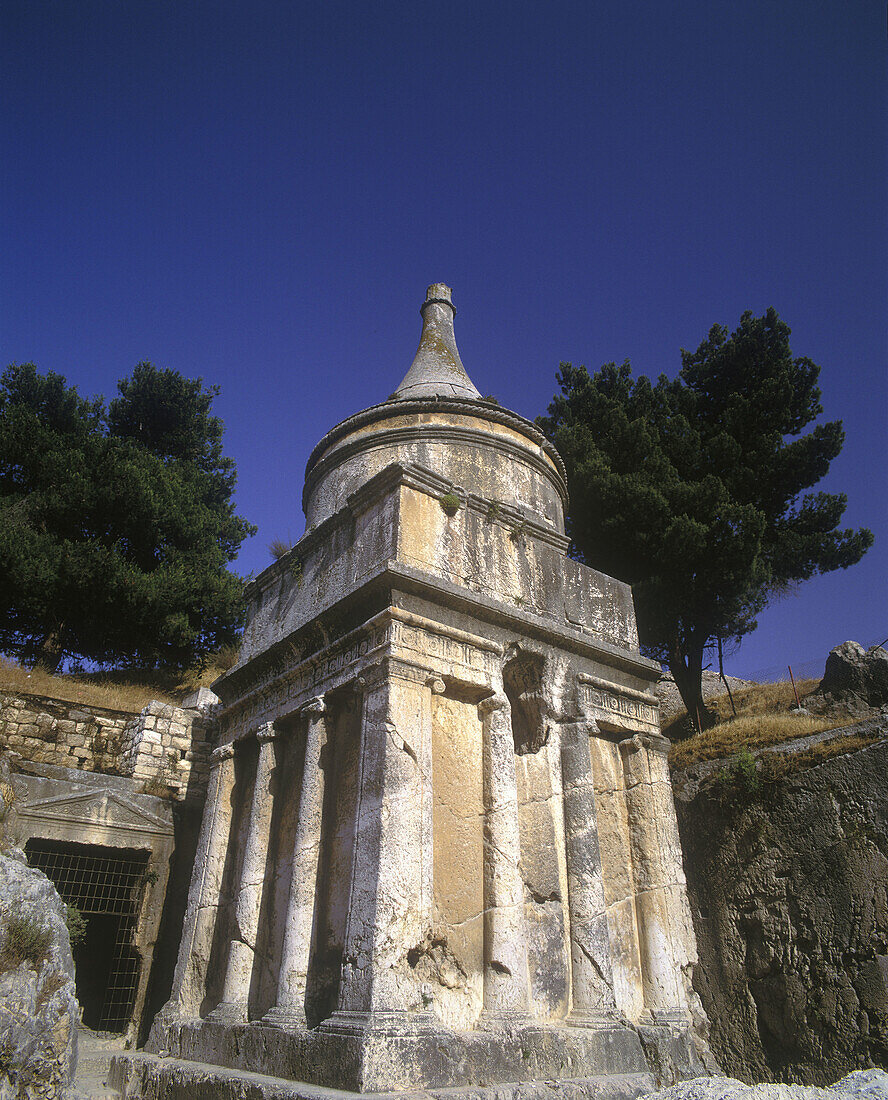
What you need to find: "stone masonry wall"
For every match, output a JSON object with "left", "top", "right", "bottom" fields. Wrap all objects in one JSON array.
[
  {"left": 119, "top": 701, "right": 214, "bottom": 800},
  {"left": 0, "top": 689, "right": 214, "bottom": 800},
  {"left": 0, "top": 690, "right": 132, "bottom": 773},
  {"left": 673, "top": 738, "right": 888, "bottom": 1086}
]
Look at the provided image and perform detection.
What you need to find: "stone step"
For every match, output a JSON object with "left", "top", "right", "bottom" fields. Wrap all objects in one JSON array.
[
  {"left": 109, "top": 1052, "right": 656, "bottom": 1100},
  {"left": 75, "top": 1029, "right": 128, "bottom": 1099}
]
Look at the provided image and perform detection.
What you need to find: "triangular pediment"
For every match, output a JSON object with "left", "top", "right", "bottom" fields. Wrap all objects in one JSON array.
[{"left": 17, "top": 789, "right": 170, "bottom": 832}]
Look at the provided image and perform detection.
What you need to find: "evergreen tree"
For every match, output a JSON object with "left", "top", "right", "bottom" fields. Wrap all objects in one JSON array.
[
  {"left": 538, "top": 309, "right": 873, "bottom": 728},
  {"left": 0, "top": 362, "right": 255, "bottom": 671}
]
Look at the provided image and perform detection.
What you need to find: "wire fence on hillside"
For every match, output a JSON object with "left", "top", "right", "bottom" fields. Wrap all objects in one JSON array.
[{"left": 740, "top": 636, "right": 886, "bottom": 684}]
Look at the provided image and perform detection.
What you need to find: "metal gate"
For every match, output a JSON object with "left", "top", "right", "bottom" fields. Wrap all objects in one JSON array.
[{"left": 26, "top": 838, "right": 149, "bottom": 1032}]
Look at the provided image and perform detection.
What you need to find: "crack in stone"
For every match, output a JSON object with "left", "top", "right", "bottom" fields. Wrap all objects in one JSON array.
[{"left": 576, "top": 937, "right": 608, "bottom": 986}]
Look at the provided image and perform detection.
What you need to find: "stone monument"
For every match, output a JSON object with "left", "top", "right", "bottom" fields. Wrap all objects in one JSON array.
[{"left": 113, "top": 285, "right": 710, "bottom": 1100}]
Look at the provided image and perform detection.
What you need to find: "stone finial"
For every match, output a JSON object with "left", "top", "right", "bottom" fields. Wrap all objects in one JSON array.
[{"left": 392, "top": 284, "right": 482, "bottom": 400}]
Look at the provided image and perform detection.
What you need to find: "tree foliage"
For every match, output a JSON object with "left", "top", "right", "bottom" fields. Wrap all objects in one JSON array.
[
  {"left": 538, "top": 309, "right": 873, "bottom": 727},
  {"left": 0, "top": 362, "right": 256, "bottom": 671}
]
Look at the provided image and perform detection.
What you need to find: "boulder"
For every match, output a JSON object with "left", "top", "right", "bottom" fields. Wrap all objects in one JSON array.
[
  {"left": 817, "top": 642, "right": 888, "bottom": 708},
  {"left": 0, "top": 850, "right": 80, "bottom": 1100}
]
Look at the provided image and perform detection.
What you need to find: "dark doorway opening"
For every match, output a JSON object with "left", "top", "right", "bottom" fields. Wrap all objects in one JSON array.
[
  {"left": 25, "top": 838, "right": 149, "bottom": 1032},
  {"left": 503, "top": 649, "right": 548, "bottom": 754}
]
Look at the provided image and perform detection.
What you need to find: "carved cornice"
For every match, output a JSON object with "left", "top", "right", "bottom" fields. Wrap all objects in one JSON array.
[
  {"left": 577, "top": 674, "right": 659, "bottom": 707},
  {"left": 303, "top": 419, "right": 568, "bottom": 514},
  {"left": 305, "top": 396, "right": 567, "bottom": 488},
  {"left": 388, "top": 561, "right": 658, "bottom": 679},
  {"left": 215, "top": 606, "right": 507, "bottom": 740}
]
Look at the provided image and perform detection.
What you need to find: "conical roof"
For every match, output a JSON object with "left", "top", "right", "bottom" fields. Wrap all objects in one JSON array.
[{"left": 393, "top": 283, "right": 481, "bottom": 400}]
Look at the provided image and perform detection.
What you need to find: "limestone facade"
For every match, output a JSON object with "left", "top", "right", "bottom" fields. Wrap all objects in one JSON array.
[{"left": 137, "top": 285, "right": 709, "bottom": 1098}]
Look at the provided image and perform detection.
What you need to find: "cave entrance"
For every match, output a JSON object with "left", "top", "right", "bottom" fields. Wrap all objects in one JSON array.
[{"left": 25, "top": 838, "right": 149, "bottom": 1033}]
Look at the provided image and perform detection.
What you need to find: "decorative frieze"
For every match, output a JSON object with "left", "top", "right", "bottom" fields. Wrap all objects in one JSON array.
[
  {"left": 578, "top": 675, "right": 659, "bottom": 734},
  {"left": 220, "top": 609, "right": 503, "bottom": 738}
]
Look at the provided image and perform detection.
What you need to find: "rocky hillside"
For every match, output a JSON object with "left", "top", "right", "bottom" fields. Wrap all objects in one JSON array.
[
  {"left": 0, "top": 852, "right": 80, "bottom": 1099},
  {"left": 674, "top": 733, "right": 888, "bottom": 1085}
]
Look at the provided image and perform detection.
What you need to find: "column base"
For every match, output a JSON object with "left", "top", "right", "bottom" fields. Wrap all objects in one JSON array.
[
  {"left": 140, "top": 1009, "right": 657, "bottom": 1092},
  {"left": 261, "top": 1004, "right": 308, "bottom": 1030},
  {"left": 318, "top": 1009, "right": 437, "bottom": 1036},
  {"left": 565, "top": 1011, "right": 621, "bottom": 1030},
  {"left": 206, "top": 1001, "right": 249, "bottom": 1024},
  {"left": 476, "top": 1009, "right": 533, "bottom": 1031}
]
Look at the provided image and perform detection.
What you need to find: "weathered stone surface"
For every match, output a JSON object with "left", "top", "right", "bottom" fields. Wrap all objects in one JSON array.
[
  {"left": 131, "top": 284, "right": 708, "bottom": 1098},
  {"left": 180, "top": 688, "right": 222, "bottom": 714},
  {"left": 0, "top": 689, "right": 212, "bottom": 801},
  {"left": 111, "top": 1050, "right": 657, "bottom": 1100},
  {"left": 641, "top": 1068, "right": 888, "bottom": 1100},
  {"left": 394, "top": 284, "right": 482, "bottom": 401},
  {"left": 816, "top": 642, "right": 888, "bottom": 709},
  {"left": 674, "top": 738, "right": 888, "bottom": 1084},
  {"left": 0, "top": 850, "right": 80, "bottom": 1100}
]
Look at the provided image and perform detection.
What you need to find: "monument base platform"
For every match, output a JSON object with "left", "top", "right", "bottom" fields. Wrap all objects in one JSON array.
[
  {"left": 112, "top": 1016, "right": 708, "bottom": 1098},
  {"left": 109, "top": 1052, "right": 657, "bottom": 1100}
]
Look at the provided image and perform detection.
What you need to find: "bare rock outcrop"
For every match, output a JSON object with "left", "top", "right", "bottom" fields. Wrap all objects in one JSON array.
[
  {"left": 815, "top": 642, "right": 888, "bottom": 711},
  {"left": 0, "top": 850, "right": 80, "bottom": 1100},
  {"left": 673, "top": 737, "right": 888, "bottom": 1085},
  {"left": 642, "top": 1067, "right": 888, "bottom": 1100}
]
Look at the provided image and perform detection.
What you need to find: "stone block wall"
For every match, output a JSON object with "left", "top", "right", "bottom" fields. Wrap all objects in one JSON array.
[
  {"left": 120, "top": 702, "right": 214, "bottom": 800},
  {"left": 0, "top": 691, "right": 132, "bottom": 773},
  {"left": 0, "top": 690, "right": 214, "bottom": 801}
]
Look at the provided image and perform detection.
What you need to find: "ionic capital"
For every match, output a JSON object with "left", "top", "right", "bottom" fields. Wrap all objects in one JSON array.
[
  {"left": 301, "top": 696, "right": 327, "bottom": 718},
  {"left": 478, "top": 692, "right": 510, "bottom": 718},
  {"left": 256, "top": 722, "right": 278, "bottom": 744}
]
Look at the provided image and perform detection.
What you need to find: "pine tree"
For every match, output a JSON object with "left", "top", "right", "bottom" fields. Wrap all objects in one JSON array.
[
  {"left": 0, "top": 362, "right": 256, "bottom": 671},
  {"left": 538, "top": 309, "right": 873, "bottom": 728}
]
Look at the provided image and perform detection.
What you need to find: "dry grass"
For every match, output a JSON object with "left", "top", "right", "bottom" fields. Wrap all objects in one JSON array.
[
  {"left": 667, "top": 676, "right": 849, "bottom": 770},
  {"left": 0, "top": 647, "right": 238, "bottom": 715},
  {"left": 0, "top": 916, "right": 53, "bottom": 971},
  {"left": 707, "top": 677, "right": 819, "bottom": 720},
  {"left": 758, "top": 732, "right": 882, "bottom": 781},
  {"left": 669, "top": 711, "right": 836, "bottom": 770}
]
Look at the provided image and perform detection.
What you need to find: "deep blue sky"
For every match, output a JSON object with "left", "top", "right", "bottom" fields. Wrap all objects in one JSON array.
[{"left": 3, "top": 1, "right": 885, "bottom": 680}]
